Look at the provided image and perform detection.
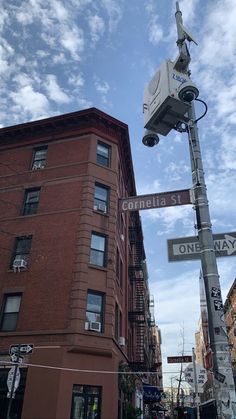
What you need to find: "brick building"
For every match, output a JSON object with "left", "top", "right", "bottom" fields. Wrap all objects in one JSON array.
[
  {"left": 0, "top": 108, "right": 161, "bottom": 419},
  {"left": 224, "top": 278, "right": 236, "bottom": 387}
]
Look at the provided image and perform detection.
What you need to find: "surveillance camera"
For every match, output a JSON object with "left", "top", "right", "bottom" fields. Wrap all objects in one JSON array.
[
  {"left": 142, "top": 129, "right": 159, "bottom": 147},
  {"left": 178, "top": 81, "right": 199, "bottom": 102}
]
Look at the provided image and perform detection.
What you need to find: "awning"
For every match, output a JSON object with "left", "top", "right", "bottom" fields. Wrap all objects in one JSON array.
[{"left": 143, "top": 384, "right": 162, "bottom": 403}]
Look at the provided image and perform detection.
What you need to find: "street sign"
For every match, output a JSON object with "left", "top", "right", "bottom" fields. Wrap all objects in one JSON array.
[
  {"left": 10, "top": 354, "right": 24, "bottom": 364},
  {"left": 167, "top": 232, "right": 236, "bottom": 261},
  {"left": 119, "top": 188, "right": 192, "bottom": 212},
  {"left": 167, "top": 355, "right": 192, "bottom": 363},
  {"left": 184, "top": 363, "right": 207, "bottom": 392},
  {"left": 7, "top": 367, "right": 21, "bottom": 393},
  {"left": 10, "top": 344, "right": 34, "bottom": 355}
]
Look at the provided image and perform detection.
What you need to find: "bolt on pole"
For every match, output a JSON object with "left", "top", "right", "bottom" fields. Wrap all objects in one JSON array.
[{"left": 175, "top": 2, "right": 236, "bottom": 417}]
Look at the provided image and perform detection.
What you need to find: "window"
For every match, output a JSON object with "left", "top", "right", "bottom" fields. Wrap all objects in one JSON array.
[
  {"left": 90, "top": 233, "right": 107, "bottom": 267},
  {"left": 11, "top": 236, "right": 32, "bottom": 269},
  {"left": 0, "top": 294, "right": 22, "bottom": 331},
  {"left": 94, "top": 183, "right": 109, "bottom": 213},
  {"left": 97, "top": 141, "right": 110, "bottom": 167},
  {"left": 31, "top": 146, "right": 47, "bottom": 170},
  {"left": 86, "top": 291, "right": 104, "bottom": 332},
  {"left": 22, "top": 188, "right": 40, "bottom": 215},
  {"left": 71, "top": 385, "right": 101, "bottom": 419}
]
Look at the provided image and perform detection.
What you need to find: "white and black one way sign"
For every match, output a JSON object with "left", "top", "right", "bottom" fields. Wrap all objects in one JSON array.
[{"left": 167, "top": 232, "right": 236, "bottom": 262}]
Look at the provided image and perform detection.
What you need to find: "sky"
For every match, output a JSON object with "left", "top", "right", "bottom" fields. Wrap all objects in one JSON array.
[{"left": 1, "top": 0, "right": 236, "bottom": 389}]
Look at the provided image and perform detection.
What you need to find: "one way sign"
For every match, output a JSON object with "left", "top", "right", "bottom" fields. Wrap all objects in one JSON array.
[
  {"left": 167, "top": 232, "right": 236, "bottom": 262},
  {"left": 10, "top": 344, "right": 34, "bottom": 355}
]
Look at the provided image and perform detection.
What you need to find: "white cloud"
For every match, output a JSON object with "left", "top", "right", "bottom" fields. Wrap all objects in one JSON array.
[
  {"left": 88, "top": 15, "right": 105, "bottom": 45},
  {"left": 148, "top": 19, "right": 164, "bottom": 45},
  {"left": 68, "top": 74, "right": 85, "bottom": 88},
  {"left": 60, "top": 26, "right": 84, "bottom": 60},
  {"left": 45, "top": 74, "right": 71, "bottom": 104},
  {"left": 10, "top": 85, "right": 50, "bottom": 120},
  {"left": 101, "top": 0, "right": 123, "bottom": 31}
]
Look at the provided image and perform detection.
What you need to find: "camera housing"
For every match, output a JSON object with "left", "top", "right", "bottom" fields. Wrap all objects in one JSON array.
[
  {"left": 142, "top": 129, "right": 159, "bottom": 147},
  {"left": 178, "top": 81, "right": 199, "bottom": 102}
]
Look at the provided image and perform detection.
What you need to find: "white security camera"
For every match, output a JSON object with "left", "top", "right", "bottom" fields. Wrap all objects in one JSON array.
[
  {"left": 142, "top": 129, "right": 159, "bottom": 147},
  {"left": 178, "top": 81, "right": 199, "bottom": 102}
]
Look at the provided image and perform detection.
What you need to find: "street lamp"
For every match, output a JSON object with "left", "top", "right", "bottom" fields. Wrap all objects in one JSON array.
[{"left": 142, "top": 2, "right": 236, "bottom": 418}]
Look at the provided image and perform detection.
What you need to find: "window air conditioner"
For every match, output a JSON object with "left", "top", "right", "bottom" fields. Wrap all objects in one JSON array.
[
  {"left": 88, "top": 321, "right": 101, "bottom": 332},
  {"left": 94, "top": 203, "right": 107, "bottom": 213},
  {"left": 13, "top": 258, "right": 27, "bottom": 271},
  {"left": 119, "top": 336, "right": 125, "bottom": 347},
  {"left": 32, "top": 161, "right": 44, "bottom": 170}
]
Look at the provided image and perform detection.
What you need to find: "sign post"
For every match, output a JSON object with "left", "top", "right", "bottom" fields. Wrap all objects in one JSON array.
[
  {"left": 174, "top": 4, "right": 236, "bottom": 416},
  {"left": 6, "top": 344, "right": 21, "bottom": 419},
  {"left": 6, "top": 343, "right": 34, "bottom": 419}
]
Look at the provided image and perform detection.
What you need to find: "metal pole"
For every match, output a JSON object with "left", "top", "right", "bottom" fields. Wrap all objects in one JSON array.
[
  {"left": 175, "top": 3, "right": 236, "bottom": 418},
  {"left": 6, "top": 344, "right": 20, "bottom": 419},
  {"left": 192, "top": 348, "right": 200, "bottom": 419}
]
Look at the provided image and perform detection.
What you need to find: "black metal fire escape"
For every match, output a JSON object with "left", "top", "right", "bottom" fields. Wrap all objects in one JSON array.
[{"left": 128, "top": 223, "right": 148, "bottom": 371}]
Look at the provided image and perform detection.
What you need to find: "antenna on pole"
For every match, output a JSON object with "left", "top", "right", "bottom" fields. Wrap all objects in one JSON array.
[{"left": 174, "top": 1, "right": 197, "bottom": 73}]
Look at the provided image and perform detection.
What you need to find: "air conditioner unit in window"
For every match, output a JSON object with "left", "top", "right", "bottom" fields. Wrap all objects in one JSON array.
[
  {"left": 119, "top": 336, "right": 125, "bottom": 347},
  {"left": 94, "top": 203, "right": 107, "bottom": 213},
  {"left": 32, "top": 161, "right": 45, "bottom": 170},
  {"left": 88, "top": 321, "right": 101, "bottom": 332},
  {"left": 13, "top": 258, "right": 27, "bottom": 272}
]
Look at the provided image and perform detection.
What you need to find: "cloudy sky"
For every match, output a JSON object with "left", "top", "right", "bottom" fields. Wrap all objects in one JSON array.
[{"left": 1, "top": 0, "right": 236, "bottom": 388}]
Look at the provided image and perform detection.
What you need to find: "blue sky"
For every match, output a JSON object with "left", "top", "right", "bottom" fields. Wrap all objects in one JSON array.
[{"left": 1, "top": 0, "right": 236, "bottom": 388}]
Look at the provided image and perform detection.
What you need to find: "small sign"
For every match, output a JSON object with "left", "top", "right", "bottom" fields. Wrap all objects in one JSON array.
[
  {"left": 10, "top": 344, "right": 34, "bottom": 355},
  {"left": 184, "top": 363, "right": 207, "bottom": 391},
  {"left": 215, "top": 370, "right": 225, "bottom": 383},
  {"left": 167, "top": 232, "right": 236, "bottom": 262},
  {"left": 119, "top": 188, "right": 192, "bottom": 212},
  {"left": 10, "top": 354, "right": 24, "bottom": 364},
  {"left": 7, "top": 367, "right": 21, "bottom": 393},
  {"left": 167, "top": 355, "right": 192, "bottom": 364}
]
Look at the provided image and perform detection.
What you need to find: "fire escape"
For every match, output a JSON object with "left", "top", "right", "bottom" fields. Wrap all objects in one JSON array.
[{"left": 128, "top": 221, "right": 150, "bottom": 371}]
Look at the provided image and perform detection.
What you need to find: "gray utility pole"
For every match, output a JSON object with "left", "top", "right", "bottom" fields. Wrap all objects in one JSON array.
[{"left": 175, "top": 2, "right": 236, "bottom": 418}]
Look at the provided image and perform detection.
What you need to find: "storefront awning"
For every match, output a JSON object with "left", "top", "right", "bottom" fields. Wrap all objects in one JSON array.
[{"left": 143, "top": 385, "right": 161, "bottom": 403}]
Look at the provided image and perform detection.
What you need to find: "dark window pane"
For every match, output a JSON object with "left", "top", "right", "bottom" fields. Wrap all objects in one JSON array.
[
  {"left": 90, "top": 234, "right": 106, "bottom": 267},
  {"left": 32, "top": 146, "right": 47, "bottom": 170},
  {"left": 23, "top": 189, "right": 40, "bottom": 215},
  {"left": 87, "top": 294, "right": 102, "bottom": 313},
  {"left": 94, "top": 184, "right": 108, "bottom": 213},
  {"left": 97, "top": 142, "right": 110, "bottom": 167},
  {"left": 16, "top": 237, "right": 32, "bottom": 254},
  {"left": 1, "top": 295, "right": 21, "bottom": 331},
  {"left": 1, "top": 313, "right": 18, "bottom": 331},
  {"left": 71, "top": 385, "right": 101, "bottom": 419}
]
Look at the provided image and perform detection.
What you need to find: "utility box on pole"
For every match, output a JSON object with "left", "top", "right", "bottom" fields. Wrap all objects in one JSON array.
[{"left": 143, "top": 60, "right": 195, "bottom": 135}]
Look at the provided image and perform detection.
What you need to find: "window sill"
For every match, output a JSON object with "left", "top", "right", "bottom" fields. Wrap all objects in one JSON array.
[{"left": 88, "top": 264, "right": 107, "bottom": 272}]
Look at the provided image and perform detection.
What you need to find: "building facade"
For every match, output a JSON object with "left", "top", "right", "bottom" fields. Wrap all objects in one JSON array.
[
  {"left": 224, "top": 278, "right": 236, "bottom": 387},
  {"left": 0, "top": 108, "right": 161, "bottom": 419}
]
